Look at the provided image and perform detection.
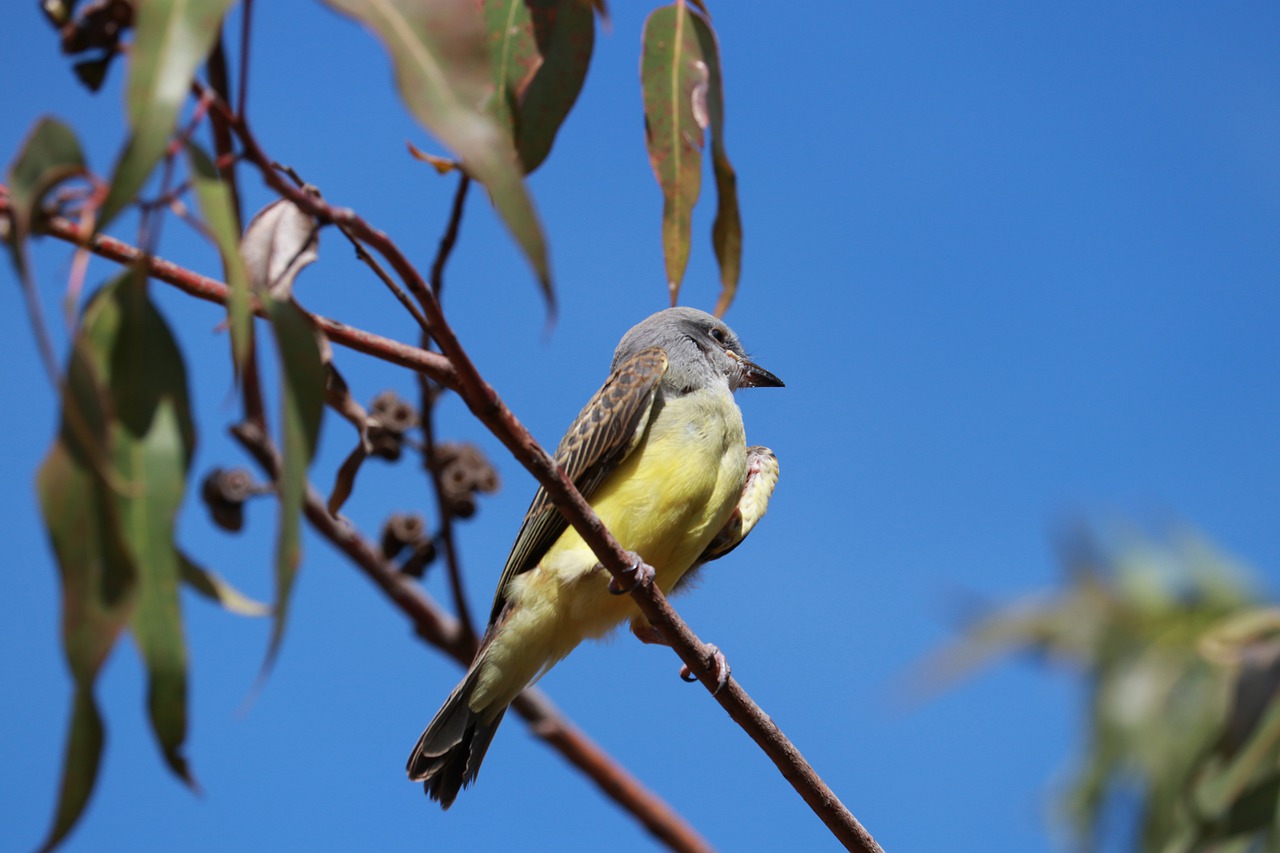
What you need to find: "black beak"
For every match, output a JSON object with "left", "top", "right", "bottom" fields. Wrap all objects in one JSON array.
[{"left": 730, "top": 351, "right": 785, "bottom": 388}]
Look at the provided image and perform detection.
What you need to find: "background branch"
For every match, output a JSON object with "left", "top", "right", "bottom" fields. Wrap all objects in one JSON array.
[
  {"left": 5, "top": 174, "right": 880, "bottom": 850},
  {"left": 228, "top": 420, "right": 713, "bottom": 853},
  {"left": 222, "top": 110, "right": 882, "bottom": 851}
]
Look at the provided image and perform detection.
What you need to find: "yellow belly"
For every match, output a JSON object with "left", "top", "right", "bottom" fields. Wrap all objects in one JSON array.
[{"left": 471, "top": 387, "right": 747, "bottom": 713}]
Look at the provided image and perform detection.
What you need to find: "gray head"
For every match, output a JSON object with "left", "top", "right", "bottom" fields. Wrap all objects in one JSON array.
[{"left": 612, "top": 307, "right": 784, "bottom": 394}]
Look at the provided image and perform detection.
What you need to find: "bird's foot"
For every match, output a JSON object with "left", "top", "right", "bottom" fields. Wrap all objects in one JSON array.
[
  {"left": 608, "top": 552, "right": 655, "bottom": 595},
  {"left": 630, "top": 620, "right": 668, "bottom": 646},
  {"left": 681, "top": 644, "right": 731, "bottom": 694}
]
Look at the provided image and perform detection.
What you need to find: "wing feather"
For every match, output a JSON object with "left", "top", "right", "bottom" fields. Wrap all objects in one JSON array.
[{"left": 486, "top": 347, "right": 669, "bottom": 624}]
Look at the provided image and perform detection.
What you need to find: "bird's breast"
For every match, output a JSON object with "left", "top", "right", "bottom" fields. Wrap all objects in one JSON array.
[{"left": 551, "top": 386, "right": 747, "bottom": 590}]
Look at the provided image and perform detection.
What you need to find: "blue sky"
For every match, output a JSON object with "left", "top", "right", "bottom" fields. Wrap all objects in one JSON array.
[{"left": 3, "top": 3, "right": 1278, "bottom": 851}]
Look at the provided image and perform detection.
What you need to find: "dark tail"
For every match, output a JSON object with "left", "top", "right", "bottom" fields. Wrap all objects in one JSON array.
[{"left": 406, "top": 665, "right": 506, "bottom": 809}]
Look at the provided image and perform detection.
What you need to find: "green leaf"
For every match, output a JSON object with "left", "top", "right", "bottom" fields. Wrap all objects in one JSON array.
[
  {"left": 36, "top": 688, "right": 106, "bottom": 853},
  {"left": 1214, "top": 773, "right": 1280, "bottom": 843},
  {"left": 482, "top": 0, "right": 594, "bottom": 174},
  {"left": 321, "top": 0, "right": 553, "bottom": 304},
  {"left": 5, "top": 116, "right": 87, "bottom": 279},
  {"left": 99, "top": 0, "right": 236, "bottom": 228},
  {"left": 1196, "top": 698, "right": 1280, "bottom": 820},
  {"left": 179, "top": 551, "right": 270, "bottom": 617},
  {"left": 35, "top": 291, "right": 137, "bottom": 852},
  {"left": 106, "top": 274, "right": 198, "bottom": 787},
  {"left": 36, "top": 270, "right": 204, "bottom": 847},
  {"left": 642, "top": 3, "right": 707, "bottom": 305},
  {"left": 688, "top": 12, "right": 741, "bottom": 317},
  {"left": 187, "top": 143, "right": 253, "bottom": 375},
  {"left": 261, "top": 297, "right": 325, "bottom": 672}
]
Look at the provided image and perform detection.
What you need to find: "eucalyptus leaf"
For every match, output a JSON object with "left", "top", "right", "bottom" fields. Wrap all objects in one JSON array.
[
  {"left": 99, "top": 0, "right": 236, "bottom": 228},
  {"left": 641, "top": 3, "right": 707, "bottom": 305},
  {"left": 321, "top": 0, "right": 552, "bottom": 303},
  {"left": 187, "top": 143, "right": 253, "bottom": 373}
]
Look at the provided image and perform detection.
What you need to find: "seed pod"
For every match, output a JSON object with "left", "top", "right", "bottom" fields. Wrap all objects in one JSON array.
[
  {"left": 201, "top": 467, "right": 257, "bottom": 532},
  {"left": 400, "top": 537, "right": 438, "bottom": 579},
  {"left": 380, "top": 512, "right": 426, "bottom": 560}
]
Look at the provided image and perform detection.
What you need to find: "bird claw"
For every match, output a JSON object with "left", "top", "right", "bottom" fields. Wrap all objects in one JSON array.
[
  {"left": 680, "top": 644, "right": 730, "bottom": 693},
  {"left": 608, "top": 552, "right": 655, "bottom": 595}
]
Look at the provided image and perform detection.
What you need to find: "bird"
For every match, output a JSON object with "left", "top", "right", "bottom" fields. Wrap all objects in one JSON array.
[{"left": 406, "top": 306, "right": 783, "bottom": 807}]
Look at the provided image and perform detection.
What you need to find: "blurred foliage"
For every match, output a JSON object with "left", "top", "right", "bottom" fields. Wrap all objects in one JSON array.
[
  {"left": 8, "top": 0, "right": 749, "bottom": 847},
  {"left": 929, "top": 524, "right": 1280, "bottom": 852}
]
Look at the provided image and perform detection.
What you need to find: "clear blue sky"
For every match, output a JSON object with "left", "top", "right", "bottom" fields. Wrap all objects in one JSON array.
[{"left": 3, "top": 3, "right": 1278, "bottom": 851}]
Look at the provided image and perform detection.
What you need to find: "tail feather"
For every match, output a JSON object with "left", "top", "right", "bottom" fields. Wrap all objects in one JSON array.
[{"left": 406, "top": 665, "right": 507, "bottom": 809}]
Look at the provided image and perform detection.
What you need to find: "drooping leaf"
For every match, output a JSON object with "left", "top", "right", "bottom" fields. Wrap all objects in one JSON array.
[
  {"left": 328, "top": 443, "right": 368, "bottom": 517},
  {"left": 321, "top": 0, "right": 553, "bottom": 304},
  {"left": 36, "top": 687, "right": 106, "bottom": 853},
  {"left": 240, "top": 195, "right": 320, "bottom": 300},
  {"left": 187, "top": 143, "right": 253, "bottom": 374},
  {"left": 99, "top": 0, "right": 236, "bottom": 228},
  {"left": 324, "top": 362, "right": 372, "bottom": 516},
  {"left": 179, "top": 551, "right": 270, "bottom": 617},
  {"left": 1212, "top": 773, "right": 1280, "bottom": 843},
  {"left": 35, "top": 297, "right": 135, "bottom": 853},
  {"left": 36, "top": 436, "right": 133, "bottom": 853},
  {"left": 688, "top": 12, "right": 741, "bottom": 317},
  {"left": 407, "top": 141, "right": 458, "bottom": 174},
  {"left": 6, "top": 116, "right": 87, "bottom": 276},
  {"left": 1195, "top": 697, "right": 1280, "bottom": 822},
  {"left": 482, "top": 0, "right": 594, "bottom": 174},
  {"left": 260, "top": 296, "right": 325, "bottom": 672},
  {"left": 641, "top": 3, "right": 707, "bottom": 305},
  {"left": 103, "top": 274, "right": 198, "bottom": 787}
]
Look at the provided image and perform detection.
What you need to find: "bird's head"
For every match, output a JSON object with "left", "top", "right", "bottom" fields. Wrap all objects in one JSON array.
[{"left": 613, "top": 307, "right": 784, "bottom": 394}]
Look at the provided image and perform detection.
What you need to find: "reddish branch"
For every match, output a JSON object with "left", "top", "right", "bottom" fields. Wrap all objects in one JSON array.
[
  {"left": 228, "top": 421, "right": 711, "bottom": 853},
  {"left": 5, "top": 193, "right": 712, "bottom": 852},
  {"left": 2, "top": 202, "right": 457, "bottom": 388},
  {"left": 6, "top": 101, "right": 884, "bottom": 847},
  {"left": 219, "top": 107, "right": 882, "bottom": 852},
  {"left": 417, "top": 171, "right": 478, "bottom": 642}
]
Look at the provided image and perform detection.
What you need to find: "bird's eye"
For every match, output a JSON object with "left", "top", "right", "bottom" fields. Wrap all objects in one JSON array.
[{"left": 708, "top": 327, "right": 727, "bottom": 345}]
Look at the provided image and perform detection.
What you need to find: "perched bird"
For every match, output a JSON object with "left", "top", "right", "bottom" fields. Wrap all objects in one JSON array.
[{"left": 407, "top": 306, "right": 783, "bottom": 807}]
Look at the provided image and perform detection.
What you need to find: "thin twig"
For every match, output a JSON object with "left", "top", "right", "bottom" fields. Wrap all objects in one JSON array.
[
  {"left": 429, "top": 172, "right": 470, "bottom": 300},
  {"left": 219, "top": 107, "right": 883, "bottom": 852},
  {"left": 416, "top": 169, "right": 477, "bottom": 641},
  {"left": 237, "top": 0, "right": 254, "bottom": 119},
  {"left": 229, "top": 420, "right": 712, "bottom": 853},
  {"left": 1, "top": 201, "right": 457, "bottom": 389},
  {"left": 205, "top": 34, "right": 243, "bottom": 233}
]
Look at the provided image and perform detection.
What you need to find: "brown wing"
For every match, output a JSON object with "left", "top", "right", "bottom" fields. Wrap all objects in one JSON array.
[{"left": 486, "top": 347, "right": 669, "bottom": 625}]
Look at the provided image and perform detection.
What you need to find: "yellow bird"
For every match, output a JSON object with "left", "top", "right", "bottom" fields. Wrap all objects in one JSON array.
[{"left": 407, "top": 306, "right": 783, "bottom": 806}]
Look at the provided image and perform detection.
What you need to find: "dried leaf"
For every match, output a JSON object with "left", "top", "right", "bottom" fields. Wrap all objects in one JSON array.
[
  {"left": 187, "top": 143, "right": 253, "bottom": 373},
  {"left": 240, "top": 196, "right": 320, "bottom": 300},
  {"left": 321, "top": 0, "right": 553, "bottom": 304},
  {"left": 688, "top": 12, "right": 742, "bottom": 317},
  {"left": 99, "top": 0, "right": 236, "bottom": 227},
  {"left": 179, "top": 551, "right": 269, "bottom": 617},
  {"left": 328, "top": 444, "right": 368, "bottom": 517},
  {"left": 407, "top": 141, "right": 458, "bottom": 174},
  {"left": 483, "top": 0, "right": 595, "bottom": 174},
  {"left": 324, "top": 363, "right": 373, "bottom": 516},
  {"left": 641, "top": 3, "right": 707, "bottom": 305}
]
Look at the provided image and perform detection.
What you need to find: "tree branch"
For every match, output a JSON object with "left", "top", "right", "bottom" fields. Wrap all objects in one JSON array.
[
  {"left": 222, "top": 108, "right": 883, "bottom": 852},
  {"left": 0, "top": 199, "right": 457, "bottom": 390},
  {"left": 417, "top": 170, "right": 478, "bottom": 642},
  {"left": 9, "top": 195, "right": 713, "bottom": 852},
  {"left": 229, "top": 420, "right": 713, "bottom": 853}
]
